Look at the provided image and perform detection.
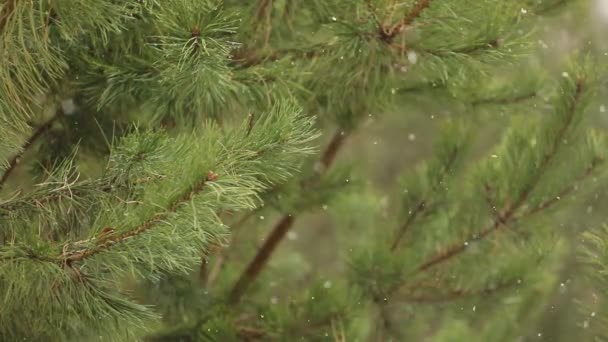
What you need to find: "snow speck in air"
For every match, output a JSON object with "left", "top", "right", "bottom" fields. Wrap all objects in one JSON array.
[
  {"left": 408, "top": 133, "right": 416, "bottom": 141},
  {"left": 259, "top": 215, "right": 265, "bottom": 220},
  {"left": 520, "top": 8, "right": 528, "bottom": 14},
  {"left": 287, "top": 231, "right": 298, "bottom": 241},
  {"left": 600, "top": 105, "right": 606, "bottom": 113},
  {"left": 331, "top": 16, "right": 337, "bottom": 21},
  {"left": 61, "top": 98, "right": 77, "bottom": 115},
  {"left": 562, "top": 72, "right": 570, "bottom": 78},
  {"left": 407, "top": 51, "right": 418, "bottom": 64},
  {"left": 323, "top": 281, "right": 332, "bottom": 289}
]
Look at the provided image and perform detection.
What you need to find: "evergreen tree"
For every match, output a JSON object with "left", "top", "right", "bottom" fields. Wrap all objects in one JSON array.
[{"left": 0, "top": 0, "right": 606, "bottom": 341}]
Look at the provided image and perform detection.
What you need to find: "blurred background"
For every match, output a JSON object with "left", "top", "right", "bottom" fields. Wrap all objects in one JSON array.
[{"left": 220, "top": 2, "right": 608, "bottom": 341}]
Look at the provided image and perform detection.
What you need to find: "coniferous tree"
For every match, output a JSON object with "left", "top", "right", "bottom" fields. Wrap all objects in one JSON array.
[{"left": 0, "top": 0, "right": 607, "bottom": 341}]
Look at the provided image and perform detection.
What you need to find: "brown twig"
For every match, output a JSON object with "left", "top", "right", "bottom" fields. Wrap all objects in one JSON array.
[
  {"left": 416, "top": 79, "right": 585, "bottom": 273},
  {"left": 228, "top": 214, "right": 295, "bottom": 302},
  {"left": 228, "top": 129, "right": 349, "bottom": 303},
  {"left": 237, "top": 326, "right": 267, "bottom": 340},
  {"left": 390, "top": 201, "right": 425, "bottom": 252},
  {"left": 59, "top": 171, "right": 219, "bottom": 263},
  {"left": 319, "top": 130, "right": 348, "bottom": 171},
  {"left": 381, "top": 0, "right": 432, "bottom": 42},
  {"left": 0, "top": 108, "right": 64, "bottom": 191},
  {"left": 517, "top": 157, "right": 604, "bottom": 219},
  {"left": 390, "top": 146, "right": 460, "bottom": 252}
]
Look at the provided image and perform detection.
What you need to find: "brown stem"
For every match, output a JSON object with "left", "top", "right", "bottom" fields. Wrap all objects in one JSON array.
[
  {"left": 390, "top": 146, "right": 459, "bottom": 252},
  {"left": 228, "top": 129, "right": 349, "bottom": 303},
  {"left": 60, "top": 171, "right": 218, "bottom": 263},
  {"left": 382, "top": 0, "right": 432, "bottom": 42},
  {"left": 390, "top": 201, "right": 425, "bottom": 252},
  {"left": 518, "top": 157, "right": 603, "bottom": 218},
  {"left": 255, "top": 0, "right": 273, "bottom": 22},
  {"left": 237, "top": 326, "right": 267, "bottom": 339},
  {"left": 228, "top": 214, "right": 295, "bottom": 303},
  {"left": 320, "top": 130, "right": 348, "bottom": 170},
  {"left": 416, "top": 79, "right": 584, "bottom": 273},
  {"left": 0, "top": 108, "right": 64, "bottom": 190}
]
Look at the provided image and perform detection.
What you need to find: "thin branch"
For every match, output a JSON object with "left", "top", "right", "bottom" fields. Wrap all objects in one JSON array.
[
  {"left": 59, "top": 171, "right": 219, "bottom": 263},
  {"left": 237, "top": 326, "right": 267, "bottom": 339},
  {"left": 390, "top": 146, "right": 460, "bottom": 252},
  {"left": 402, "top": 280, "right": 516, "bottom": 303},
  {"left": 255, "top": 0, "right": 273, "bottom": 22},
  {"left": 517, "top": 157, "right": 604, "bottom": 219},
  {"left": 228, "top": 129, "right": 350, "bottom": 303},
  {"left": 382, "top": 0, "right": 432, "bottom": 42},
  {"left": 471, "top": 91, "right": 537, "bottom": 107},
  {"left": 228, "top": 214, "right": 295, "bottom": 303},
  {"left": 320, "top": 130, "right": 348, "bottom": 171},
  {"left": 205, "top": 252, "right": 226, "bottom": 289},
  {"left": 416, "top": 79, "right": 585, "bottom": 273},
  {"left": 420, "top": 37, "right": 503, "bottom": 57},
  {"left": 390, "top": 201, "right": 425, "bottom": 252},
  {"left": 230, "top": 46, "right": 318, "bottom": 70},
  {"left": 0, "top": 108, "right": 64, "bottom": 191}
]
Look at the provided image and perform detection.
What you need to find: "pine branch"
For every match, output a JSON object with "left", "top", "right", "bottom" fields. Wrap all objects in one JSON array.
[
  {"left": 230, "top": 46, "right": 318, "bottom": 69},
  {"left": 228, "top": 129, "right": 349, "bottom": 303},
  {"left": 416, "top": 79, "right": 584, "bottom": 273},
  {"left": 59, "top": 171, "right": 219, "bottom": 264},
  {"left": 390, "top": 200, "right": 425, "bottom": 252},
  {"left": 517, "top": 157, "right": 604, "bottom": 219},
  {"left": 0, "top": 108, "right": 64, "bottom": 191},
  {"left": 471, "top": 91, "right": 538, "bottom": 107},
  {"left": 319, "top": 130, "right": 348, "bottom": 173},
  {"left": 402, "top": 280, "right": 516, "bottom": 303},
  {"left": 0, "top": 0, "right": 18, "bottom": 34},
  {"left": 390, "top": 145, "right": 460, "bottom": 252},
  {"left": 420, "top": 37, "right": 503, "bottom": 57},
  {"left": 382, "top": 0, "right": 432, "bottom": 42}
]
